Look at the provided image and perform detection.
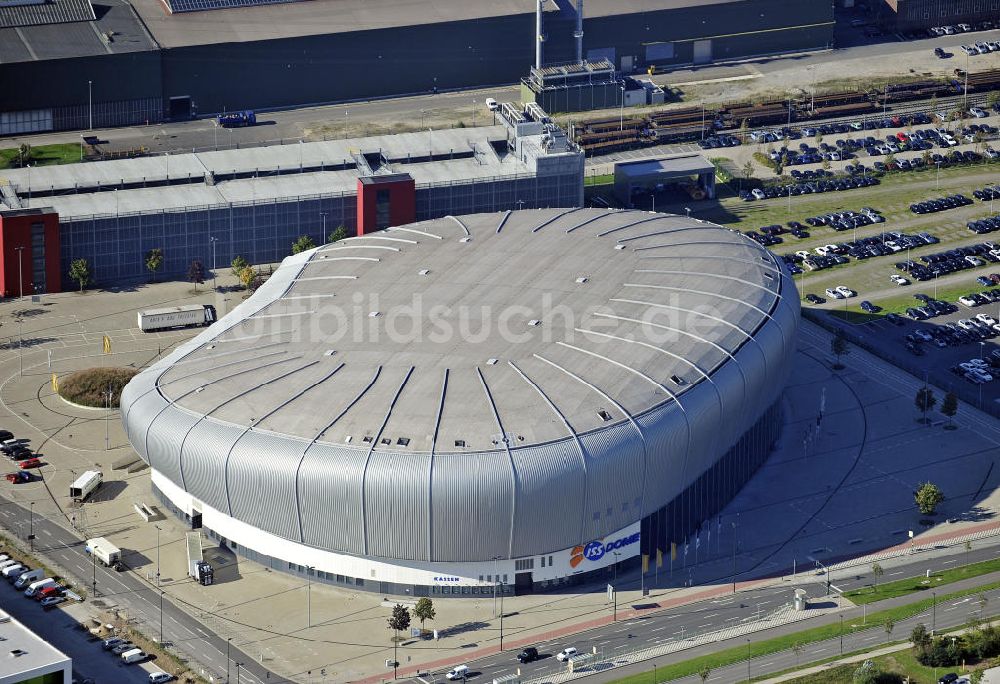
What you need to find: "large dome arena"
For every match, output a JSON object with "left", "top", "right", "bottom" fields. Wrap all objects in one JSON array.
[{"left": 121, "top": 208, "right": 799, "bottom": 596}]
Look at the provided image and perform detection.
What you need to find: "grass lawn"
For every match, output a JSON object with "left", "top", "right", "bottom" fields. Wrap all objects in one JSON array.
[
  {"left": 0, "top": 143, "right": 83, "bottom": 169},
  {"left": 585, "top": 173, "right": 614, "bottom": 187},
  {"left": 843, "top": 556, "right": 1000, "bottom": 606},
  {"left": 612, "top": 581, "right": 1000, "bottom": 684},
  {"left": 826, "top": 282, "right": 982, "bottom": 322}
]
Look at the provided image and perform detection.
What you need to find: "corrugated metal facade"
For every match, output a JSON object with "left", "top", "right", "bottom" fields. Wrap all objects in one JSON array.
[{"left": 122, "top": 210, "right": 800, "bottom": 568}]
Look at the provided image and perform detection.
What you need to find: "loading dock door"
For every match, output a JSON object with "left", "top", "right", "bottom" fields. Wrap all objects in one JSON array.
[
  {"left": 168, "top": 96, "right": 192, "bottom": 120},
  {"left": 693, "top": 40, "right": 713, "bottom": 65}
]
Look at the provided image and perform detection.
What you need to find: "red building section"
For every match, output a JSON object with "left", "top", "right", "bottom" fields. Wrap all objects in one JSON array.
[
  {"left": 356, "top": 174, "right": 416, "bottom": 236},
  {"left": 0, "top": 208, "right": 61, "bottom": 298}
]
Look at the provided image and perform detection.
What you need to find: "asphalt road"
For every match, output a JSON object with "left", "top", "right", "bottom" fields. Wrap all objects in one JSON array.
[
  {"left": 425, "top": 543, "right": 1000, "bottom": 684},
  {"left": 0, "top": 496, "right": 286, "bottom": 684}
]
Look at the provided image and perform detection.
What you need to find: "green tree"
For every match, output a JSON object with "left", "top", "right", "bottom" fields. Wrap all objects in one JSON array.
[
  {"left": 915, "top": 482, "right": 945, "bottom": 515},
  {"left": 916, "top": 386, "right": 937, "bottom": 423},
  {"left": 742, "top": 160, "right": 754, "bottom": 183},
  {"left": 145, "top": 248, "right": 164, "bottom": 281},
  {"left": 739, "top": 118, "right": 749, "bottom": 144},
  {"left": 821, "top": 157, "right": 831, "bottom": 171},
  {"left": 941, "top": 391, "right": 958, "bottom": 429},
  {"left": 883, "top": 617, "right": 895, "bottom": 644},
  {"left": 971, "top": 666, "right": 986, "bottom": 684},
  {"left": 68, "top": 258, "right": 91, "bottom": 292},
  {"left": 911, "top": 623, "right": 931, "bottom": 654},
  {"left": 852, "top": 659, "right": 881, "bottom": 684},
  {"left": 412, "top": 598, "right": 436, "bottom": 631},
  {"left": 831, "top": 331, "right": 849, "bottom": 369},
  {"left": 871, "top": 561, "right": 884, "bottom": 592},
  {"left": 238, "top": 266, "right": 257, "bottom": 291},
  {"left": 387, "top": 603, "right": 411, "bottom": 679},
  {"left": 291, "top": 235, "right": 316, "bottom": 255},
  {"left": 17, "top": 143, "right": 32, "bottom": 168},
  {"left": 697, "top": 666, "right": 711, "bottom": 683},
  {"left": 328, "top": 225, "right": 348, "bottom": 244},
  {"left": 815, "top": 132, "right": 823, "bottom": 145},
  {"left": 930, "top": 93, "right": 939, "bottom": 115},
  {"left": 884, "top": 153, "right": 896, "bottom": 171},
  {"left": 188, "top": 260, "right": 205, "bottom": 291},
  {"left": 231, "top": 255, "right": 249, "bottom": 281}
]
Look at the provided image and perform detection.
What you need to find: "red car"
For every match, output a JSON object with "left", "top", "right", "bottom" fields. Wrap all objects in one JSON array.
[
  {"left": 18, "top": 458, "right": 41, "bottom": 469},
  {"left": 896, "top": 132, "right": 910, "bottom": 142},
  {"left": 4, "top": 471, "right": 31, "bottom": 484}
]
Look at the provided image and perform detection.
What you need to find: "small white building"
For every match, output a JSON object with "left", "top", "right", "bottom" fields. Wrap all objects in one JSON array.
[{"left": 0, "top": 608, "right": 71, "bottom": 684}]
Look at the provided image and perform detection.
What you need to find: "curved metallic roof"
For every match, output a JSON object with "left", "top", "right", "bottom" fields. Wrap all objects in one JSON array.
[
  {"left": 154, "top": 209, "right": 783, "bottom": 449},
  {"left": 122, "top": 209, "right": 800, "bottom": 562}
]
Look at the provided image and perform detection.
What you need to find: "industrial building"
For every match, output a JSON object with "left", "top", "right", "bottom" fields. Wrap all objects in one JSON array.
[
  {"left": 0, "top": 607, "right": 72, "bottom": 684},
  {"left": 0, "top": 114, "right": 584, "bottom": 293},
  {"left": 877, "top": 0, "right": 1000, "bottom": 33},
  {"left": 0, "top": 0, "right": 834, "bottom": 134},
  {"left": 120, "top": 208, "right": 799, "bottom": 596}
]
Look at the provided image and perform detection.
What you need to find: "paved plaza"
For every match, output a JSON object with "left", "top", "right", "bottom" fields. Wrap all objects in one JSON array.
[{"left": 0, "top": 276, "right": 999, "bottom": 683}]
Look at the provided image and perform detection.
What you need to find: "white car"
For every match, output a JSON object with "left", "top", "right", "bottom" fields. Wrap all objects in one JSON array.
[
  {"left": 976, "top": 313, "right": 997, "bottom": 325},
  {"left": 972, "top": 369, "right": 994, "bottom": 382},
  {"left": 959, "top": 295, "right": 979, "bottom": 307},
  {"left": 958, "top": 319, "right": 978, "bottom": 331},
  {"left": 970, "top": 107, "right": 988, "bottom": 118},
  {"left": 825, "top": 288, "right": 845, "bottom": 300},
  {"left": 446, "top": 665, "right": 470, "bottom": 680},
  {"left": 556, "top": 647, "right": 579, "bottom": 662},
  {"left": 965, "top": 371, "right": 987, "bottom": 384},
  {"left": 795, "top": 250, "right": 811, "bottom": 259},
  {"left": 835, "top": 285, "right": 856, "bottom": 298},
  {"left": 485, "top": 98, "right": 498, "bottom": 111},
  {"left": 751, "top": 188, "right": 766, "bottom": 200},
  {"left": 890, "top": 274, "right": 910, "bottom": 286},
  {"left": 149, "top": 674, "right": 175, "bottom": 684}
]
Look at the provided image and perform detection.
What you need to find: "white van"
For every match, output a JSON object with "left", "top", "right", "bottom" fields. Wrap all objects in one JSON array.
[
  {"left": 485, "top": 98, "right": 498, "bottom": 111},
  {"left": 121, "top": 648, "right": 147, "bottom": 664},
  {"left": 1, "top": 564, "right": 25, "bottom": 579},
  {"left": 14, "top": 568, "right": 44, "bottom": 589},
  {"left": 24, "top": 577, "right": 56, "bottom": 597}
]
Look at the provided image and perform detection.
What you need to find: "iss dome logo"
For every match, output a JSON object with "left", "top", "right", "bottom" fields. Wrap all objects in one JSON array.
[{"left": 570, "top": 532, "right": 640, "bottom": 568}]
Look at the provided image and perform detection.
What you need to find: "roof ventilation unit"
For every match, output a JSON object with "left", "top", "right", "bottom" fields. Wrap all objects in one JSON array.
[
  {"left": 576, "top": 277, "right": 589, "bottom": 283},
  {"left": 419, "top": 269, "right": 430, "bottom": 275},
  {"left": 528, "top": 319, "right": 541, "bottom": 327},
  {"left": 460, "top": 236, "right": 473, "bottom": 243},
  {"left": 597, "top": 409, "right": 612, "bottom": 421},
  {"left": 614, "top": 244, "right": 626, "bottom": 250}
]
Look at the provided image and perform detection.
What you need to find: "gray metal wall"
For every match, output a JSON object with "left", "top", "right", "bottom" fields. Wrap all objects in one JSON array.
[{"left": 121, "top": 213, "right": 800, "bottom": 565}]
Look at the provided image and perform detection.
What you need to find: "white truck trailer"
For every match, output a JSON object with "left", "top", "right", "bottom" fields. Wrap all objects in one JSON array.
[
  {"left": 85, "top": 538, "right": 122, "bottom": 568},
  {"left": 69, "top": 470, "right": 103, "bottom": 502},
  {"left": 137, "top": 304, "right": 217, "bottom": 332}
]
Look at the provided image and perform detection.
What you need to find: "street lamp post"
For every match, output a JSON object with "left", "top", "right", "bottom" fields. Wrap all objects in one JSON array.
[
  {"left": 306, "top": 566, "right": 313, "bottom": 628},
  {"left": 492, "top": 556, "right": 500, "bottom": 617},
  {"left": 499, "top": 582, "right": 505, "bottom": 651},
  {"left": 227, "top": 638, "right": 232, "bottom": 683},
  {"left": 210, "top": 237, "right": 218, "bottom": 291},
  {"left": 320, "top": 212, "right": 328, "bottom": 245},
  {"left": 840, "top": 615, "right": 844, "bottom": 654},
  {"left": 236, "top": 661, "right": 243, "bottom": 684},
  {"left": 684, "top": 207, "right": 691, "bottom": 219},
  {"left": 731, "top": 515, "right": 739, "bottom": 593},
  {"left": 619, "top": 85, "right": 625, "bottom": 131},
  {"left": 932, "top": 592, "right": 937, "bottom": 634},
  {"left": 88, "top": 80, "right": 93, "bottom": 131},
  {"left": 28, "top": 502, "right": 34, "bottom": 552},
  {"left": 746, "top": 639, "right": 751, "bottom": 682},
  {"left": 155, "top": 525, "right": 162, "bottom": 643}
]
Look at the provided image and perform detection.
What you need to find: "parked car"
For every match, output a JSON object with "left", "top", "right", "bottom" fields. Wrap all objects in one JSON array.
[
  {"left": 40, "top": 596, "right": 65, "bottom": 610},
  {"left": 149, "top": 674, "right": 176, "bottom": 684}
]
